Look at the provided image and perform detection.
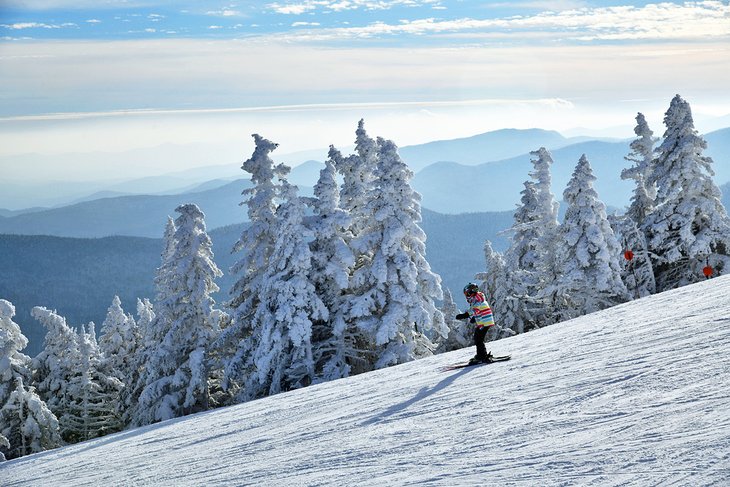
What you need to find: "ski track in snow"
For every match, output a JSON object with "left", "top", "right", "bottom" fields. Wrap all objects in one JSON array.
[{"left": 3, "top": 277, "right": 730, "bottom": 486}]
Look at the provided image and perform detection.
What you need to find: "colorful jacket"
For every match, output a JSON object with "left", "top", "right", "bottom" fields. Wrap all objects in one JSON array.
[{"left": 467, "top": 291, "right": 495, "bottom": 328}]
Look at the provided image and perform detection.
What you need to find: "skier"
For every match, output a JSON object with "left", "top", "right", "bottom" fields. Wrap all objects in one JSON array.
[{"left": 456, "top": 283, "right": 495, "bottom": 364}]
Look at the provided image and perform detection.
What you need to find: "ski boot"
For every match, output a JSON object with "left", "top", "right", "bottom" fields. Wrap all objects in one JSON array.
[{"left": 469, "top": 353, "right": 493, "bottom": 365}]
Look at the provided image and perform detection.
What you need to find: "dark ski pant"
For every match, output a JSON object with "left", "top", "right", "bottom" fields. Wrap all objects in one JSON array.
[{"left": 474, "top": 325, "right": 490, "bottom": 359}]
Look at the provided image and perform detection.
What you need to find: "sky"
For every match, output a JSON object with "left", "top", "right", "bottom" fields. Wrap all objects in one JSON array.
[{"left": 1, "top": 1, "right": 730, "bottom": 179}]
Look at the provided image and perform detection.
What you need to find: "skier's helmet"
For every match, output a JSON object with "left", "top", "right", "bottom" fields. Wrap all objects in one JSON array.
[{"left": 463, "top": 283, "right": 479, "bottom": 296}]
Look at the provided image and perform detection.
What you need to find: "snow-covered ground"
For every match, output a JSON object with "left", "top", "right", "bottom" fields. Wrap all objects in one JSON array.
[{"left": 3, "top": 276, "right": 730, "bottom": 486}]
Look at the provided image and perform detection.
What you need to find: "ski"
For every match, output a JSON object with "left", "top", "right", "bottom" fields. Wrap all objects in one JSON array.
[{"left": 440, "top": 355, "right": 511, "bottom": 371}]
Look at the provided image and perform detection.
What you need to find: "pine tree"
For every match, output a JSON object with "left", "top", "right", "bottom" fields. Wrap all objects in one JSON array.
[
  {"left": 131, "top": 218, "right": 178, "bottom": 421},
  {"left": 0, "top": 299, "right": 61, "bottom": 459},
  {"left": 349, "top": 137, "right": 446, "bottom": 369},
  {"left": 502, "top": 181, "right": 543, "bottom": 332},
  {"left": 137, "top": 204, "right": 223, "bottom": 424},
  {"left": 242, "top": 180, "right": 328, "bottom": 400},
  {"left": 476, "top": 241, "right": 516, "bottom": 340},
  {"left": 307, "top": 148, "right": 357, "bottom": 381},
  {"left": 549, "top": 155, "right": 629, "bottom": 320},
  {"left": 63, "top": 323, "right": 123, "bottom": 443},
  {"left": 643, "top": 95, "right": 730, "bottom": 291},
  {"left": 217, "top": 134, "right": 289, "bottom": 397},
  {"left": 155, "top": 216, "right": 178, "bottom": 305},
  {"left": 0, "top": 433, "right": 9, "bottom": 461},
  {"left": 30, "top": 307, "right": 80, "bottom": 438},
  {"left": 528, "top": 147, "right": 561, "bottom": 326},
  {"left": 342, "top": 119, "right": 379, "bottom": 239},
  {"left": 325, "top": 121, "right": 387, "bottom": 373},
  {"left": 611, "top": 215, "right": 656, "bottom": 299},
  {"left": 622, "top": 113, "right": 658, "bottom": 225},
  {"left": 0, "top": 378, "right": 61, "bottom": 459},
  {"left": 1, "top": 300, "right": 32, "bottom": 406},
  {"left": 435, "top": 288, "right": 471, "bottom": 353},
  {"left": 99, "top": 296, "right": 140, "bottom": 397},
  {"left": 123, "top": 298, "right": 155, "bottom": 426}
]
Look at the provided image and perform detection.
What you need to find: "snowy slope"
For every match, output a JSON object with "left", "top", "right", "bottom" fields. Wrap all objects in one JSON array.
[{"left": 3, "top": 277, "right": 730, "bottom": 486}]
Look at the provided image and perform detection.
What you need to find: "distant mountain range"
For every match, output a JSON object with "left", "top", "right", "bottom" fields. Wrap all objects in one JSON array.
[
  {"left": 3, "top": 125, "right": 729, "bottom": 357},
  {"left": 2, "top": 128, "right": 728, "bottom": 236},
  {"left": 398, "top": 128, "right": 599, "bottom": 172},
  {"left": 0, "top": 180, "right": 253, "bottom": 238},
  {"left": 410, "top": 127, "right": 730, "bottom": 213},
  {"left": 1, "top": 209, "right": 514, "bottom": 357}
]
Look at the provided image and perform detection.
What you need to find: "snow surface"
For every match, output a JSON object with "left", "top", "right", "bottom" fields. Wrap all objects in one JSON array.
[{"left": 3, "top": 277, "right": 730, "bottom": 486}]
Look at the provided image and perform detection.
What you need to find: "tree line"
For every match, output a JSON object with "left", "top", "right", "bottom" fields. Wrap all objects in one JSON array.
[
  {"left": 2, "top": 96, "right": 729, "bottom": 460},
  {"left": 0, "top": 121, "right": 446, "bottom": 460},
  {"left": 454, "top": 94, "right": 729, "bottom": 346}
]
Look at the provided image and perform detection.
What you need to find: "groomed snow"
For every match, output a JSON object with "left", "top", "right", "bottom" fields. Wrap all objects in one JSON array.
[{"left": 3, "top": 276, "right": 729, "bottom": 486}]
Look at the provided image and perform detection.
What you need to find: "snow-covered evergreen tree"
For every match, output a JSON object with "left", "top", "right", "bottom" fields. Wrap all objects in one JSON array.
[
  {"left": 548, "top": 155, "right": 629, "bottom": 321},
  {"left": 0, "top": 378, "right": 61, "bottom": 460},
  {"left": 155, "top": 216, "right": 178, "bottom": 305},
  {"left": 307, "top": 149, "right": 357, "bottom": 381},
  {"left": 99, "top": 296, "right": 140, "bottom": 396},
  {"left": 435, "top": 288, "right": 471, "bottom": 353},
  {"left": 63, "top": 323, "right": 123, "bottom": 443},
  {"left": 502, "top": 181, "right": 544, "bottom": 332},
  {"left": 643, "top": 95, "right": 730, "bottom": 291},
  {"left": 1, "top": 300, "right": 32, "bottom": 406},
  {"left": 0, "top": 300, "right": 61, "bottom": 459},
  {"left": 137, "top": 204, "right": 223, "bottom": 424},
  {"left": 611, "top": 215, "right": 656, "bottom": 299},
  {"left": 622, "top": 113, "right": 658, "bottom": 225},
  {"left": 348, "top": 137, "right": 446, "bottom": 369},
  {"left": 131, "top": 218, "right": 178, "bottom": 421},
  {"left": 0, "top": 433, "right": 8, "bottom": 461},
  {"left": 30, "top": 307, "right": 80, "bottom": 437},
  {"left": 528, "top": 147, "right": 561, "bottom": 325},
  {"left": 475, "top": 241, "right": 516, "bottom": 340},
  {"left": 217, "top": 134, "right": 289, "bottom": 396},
  {"left": 477, "top": 241, "right": 505, "bottom": 305},
  {"left": 122, "top": 298, "right": 154, "bottom": 426},
  {"left": 340, "top": 119, "right": 379, "bottom": 239},
  {"left": 325, "top": 121, "right": 389, "bottom": 373},
  {"left": 241, "top": 180, "right": 328, "bottom": 400}
]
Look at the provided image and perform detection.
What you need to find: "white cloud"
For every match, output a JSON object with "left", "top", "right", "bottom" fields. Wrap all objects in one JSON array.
[
  {"left": 267, "top": 0, "right": 443, "bottom": 15},
  {"left": 1, "top": 22, "right": 59, "bottom": 30},
  {"left": 206, "top": 9, "right": 243, "bottom": 17},
  {"left": 0, "top": 0, "right": 182, "bottom": 9},
  {"left": 275, "top": 1, "right": 730, "bottom": 42},
  {"left": 486, "top": 1, "right": 588, "bottom": 11},
  {"left": 86, "top": 19, "right": 102, "bottom": 24},
  {"left": 2, "top": 38, "right": 728, "bottom": 126},
  {"left": 268, "top": 2, "right": 318, "bottom": 15}
]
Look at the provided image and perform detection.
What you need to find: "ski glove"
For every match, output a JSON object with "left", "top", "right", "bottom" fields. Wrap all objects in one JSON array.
[{"left": 455, "top": 312, "right": 469, "bottom": 320}]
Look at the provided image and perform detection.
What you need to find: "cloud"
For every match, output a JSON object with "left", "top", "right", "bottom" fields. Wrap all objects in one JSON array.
[
  {"left": 1, "top": 22, "right": 62, "bottom": 30},
  {"left": 0, "top": 0, "right": 181, "bottom": 9},
  {"left": 1, "top": 36, "right": 728, "bottom": 160},
  {"left": 268, "top": 2, "right": 318, "bottom": 15},
  {"left": 206, "top": 9, "right": 244, "bottom": 17},
  {"left": 267, "top": 0, "right": 442, "bottom": 15},
  {"left": 485, "top": 1, "right": 588, "bottom": 10},
  {"left": 273, "top": 1, "right": 730, "bottom": 42}
]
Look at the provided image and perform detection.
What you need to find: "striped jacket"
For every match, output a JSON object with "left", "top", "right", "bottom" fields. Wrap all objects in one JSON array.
[{"left": 467, "top": 292, "right": 495, "bottom": 328}]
